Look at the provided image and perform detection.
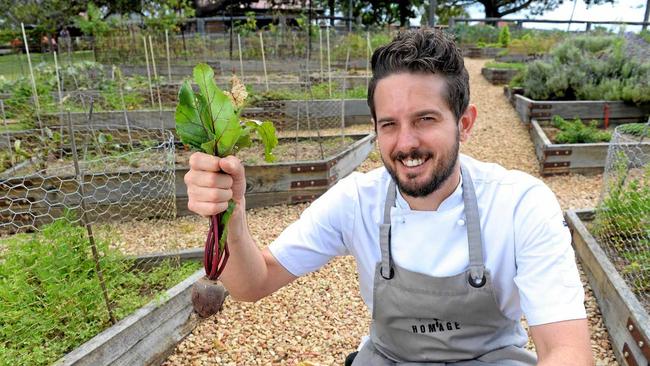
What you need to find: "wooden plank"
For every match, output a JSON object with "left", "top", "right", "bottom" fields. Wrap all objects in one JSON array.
[
  {"left": 54, "top": 269, "right": 204, "bottom": 366},
  {"left": 530, "top": 119, "right": 650, "bottom": 175},
  {"left": 481, "top": 68, "right": 519, "bottom": 85},
  {"left": 566, "top": 210, "right": 650, "bottom": 366},
  {"left": 515, "top": 96, "right": 650, "bottom": 124}
]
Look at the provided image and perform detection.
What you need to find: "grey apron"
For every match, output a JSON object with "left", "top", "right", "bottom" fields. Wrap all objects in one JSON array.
[{"left": 352, "top": 165, "right": 537, "bottom": 366}]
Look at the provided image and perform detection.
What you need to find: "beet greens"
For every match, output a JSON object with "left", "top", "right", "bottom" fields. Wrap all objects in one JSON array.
[{"left": 175, "top": 63, "right": 277, "bottom": 280}]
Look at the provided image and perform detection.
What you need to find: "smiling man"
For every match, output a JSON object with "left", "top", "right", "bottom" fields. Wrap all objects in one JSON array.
[{"left": 184, "top": 28, "right": 594, "bottom": 365}]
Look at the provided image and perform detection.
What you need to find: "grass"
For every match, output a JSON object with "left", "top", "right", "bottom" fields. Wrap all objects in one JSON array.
[
  {"left": 484, "top": 61, "right": 525, "bottom": 70},
  {"left": 0, "top": 216, "right": 201, "bottom": 366},
  {"left": 0, "top": 51, "right": 95, "bottom": 79}
]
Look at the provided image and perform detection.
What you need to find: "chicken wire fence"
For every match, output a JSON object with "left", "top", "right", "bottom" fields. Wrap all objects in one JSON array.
[
  {"left": 593, "top": 122, "right": 650, "bottom": 311},
  {"left": 0, "top": 123, "right": 200, "bottom": 366}
]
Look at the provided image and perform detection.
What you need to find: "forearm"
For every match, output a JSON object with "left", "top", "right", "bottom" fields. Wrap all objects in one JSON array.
[
  {"left": 537, "top": 347, "right": 594, "bottom": 366},
  {"left": 218, "top": 198, "right": 270, "bottom": 302}
]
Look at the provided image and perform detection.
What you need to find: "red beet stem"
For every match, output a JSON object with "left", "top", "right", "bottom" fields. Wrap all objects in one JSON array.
[{"left": 205, "top": 212, "right": 228, "bottom": 280}]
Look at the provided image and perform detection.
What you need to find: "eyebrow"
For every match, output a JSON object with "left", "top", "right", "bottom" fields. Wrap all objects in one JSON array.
[
  {"left": 376, "top": 109, "right": 444, "bottom": 124},
  {"left": 411, "top": 109, "right": 444, "bottom": 118}
]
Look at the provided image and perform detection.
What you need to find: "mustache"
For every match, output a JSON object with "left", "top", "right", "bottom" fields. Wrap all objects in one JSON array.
[{"left": 391, "top": 149, "right": 433, "bottom": 161}]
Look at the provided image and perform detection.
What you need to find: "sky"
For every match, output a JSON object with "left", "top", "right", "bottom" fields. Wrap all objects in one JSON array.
[{"left": 463, "top": 0, "right": 648, "bottom": 32}]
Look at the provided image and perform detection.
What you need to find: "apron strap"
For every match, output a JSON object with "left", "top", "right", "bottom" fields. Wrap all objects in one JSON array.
[
  {"left": 460, "top": 165, "right": 486, "bottom": 287},
  {"left": 380, "top": 165, "right": 486, "bottom": 284},
  {"left": 380, "top": 180, "right": 397, "bottom": 279}
]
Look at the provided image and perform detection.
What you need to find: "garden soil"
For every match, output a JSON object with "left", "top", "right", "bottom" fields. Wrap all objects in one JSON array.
[{"left": 123, "top": 58, "right": 615, "bottom": 365}]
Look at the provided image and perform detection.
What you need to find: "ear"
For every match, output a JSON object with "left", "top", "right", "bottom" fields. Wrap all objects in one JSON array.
[{"left": 458, "top": 104, "right": 477, "bottom": 143}]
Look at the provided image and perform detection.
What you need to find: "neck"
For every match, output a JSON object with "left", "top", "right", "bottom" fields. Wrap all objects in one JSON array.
[{"left": 401, "top": 163, "right": 461, "bottom": 211}]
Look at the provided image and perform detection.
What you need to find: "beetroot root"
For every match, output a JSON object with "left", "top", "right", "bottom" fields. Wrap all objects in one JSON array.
[{"left": 191, "top": 276, "right": 228, "bottom": 318}]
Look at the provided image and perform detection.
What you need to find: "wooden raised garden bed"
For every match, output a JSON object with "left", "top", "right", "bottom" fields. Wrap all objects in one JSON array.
[
  {"left": 463, "top": 46, "right": 505, "bottom": 59},
  {"left": 175, "top": 133, "right": 376, "bottom": 215},
  {"left": 565, "top": 209, "right": 650, "bottom": 366},
  {"left": 481, "top": 67, "right": 519, "bottom": 85},
  {"left": 54, "top": 263, "right": 205, "bottom": 366},
  {"left": 514, "top": 94, "right": 650, "bottom": 124},
  {"left": 33, "top": 99, "right": 371, "bottom": 138},
  {"left": 503, "top": 86, "right": 524, "bottom": 107},
  {"left": 0, "top": 133, "right": 375, "bottom": 231},
  {"left": 528, "top": 118, "right": 650, "bottom": 175}
]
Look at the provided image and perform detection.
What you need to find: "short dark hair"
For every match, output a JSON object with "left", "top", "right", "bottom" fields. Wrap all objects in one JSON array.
[{"left": 367, "top": 28, "right": 470, "bottom": 122}]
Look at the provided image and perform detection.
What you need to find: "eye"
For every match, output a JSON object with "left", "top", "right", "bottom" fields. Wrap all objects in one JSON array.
[
  {"left": 419, "top": 116, "right": 435, "bottom": 122},
  {"left": 379, "top": 121, "right": 395, "bottom": 129}
]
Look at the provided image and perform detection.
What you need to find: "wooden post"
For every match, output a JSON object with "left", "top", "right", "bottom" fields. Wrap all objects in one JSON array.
[
  {"left": 165, "top": 30, "right": 172, "bottom": 81},
  {"left": 0, "top": 100, "right": 13, "bottom": 164},
  {"left": 237, "top": 34, "right": 244, "bottom": 80},
  {"left": 149, "top": 36, "right": 164, "bottom": 116},
  {"left": 142, "top": 36, "right": 155, "bottom": 108},
  {"left": 115, "top": 67, "right": 134, "bottom": 149},
  {"left": 641, "top": 0, "right": 650, "bottom": 30},
  {"left": 341, "top": 46, "right": 350, "bottom": 144},
  {"left": 366, "top": 31, "right": 371, "bottom": 88},
  {"left": 21, "top": 23, "right": 43, "bottom": 131},
  {"left": 319, "top": 27, "right": 324, "bottom": 81},
  {"left": 66, "top": 112, "right": 117, "bottom": 325},
  {"left": 326, "top": 25, "right": 332, "bottom": 98},
  {"left": 53, "top": 51, "right": 65, "bottom": 134},
  {"left": 259, "top": 32, "right": 269, "bottom": 92}
]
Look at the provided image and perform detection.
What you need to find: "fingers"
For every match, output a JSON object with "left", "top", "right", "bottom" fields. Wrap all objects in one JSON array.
[
  {"left": 185, "top": 152, "right": 246, "bottom": 216},
  {"left": 188, "top": 152, "right": 220, "bottom": 172},
  {"left": 218, "top": 155, "right": 245, "bottom": 181},
  {"left": 187, "top": 200, "right": 230, "bottom": 217},
  {"left": 184, "top": 169, "right": 233, "bottom": 189},
  {"left": 187, "top": 185, "right": 233, "bottom": 203}
]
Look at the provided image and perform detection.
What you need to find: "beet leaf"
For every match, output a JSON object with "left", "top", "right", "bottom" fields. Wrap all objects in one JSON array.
[{"left": 175, "top": 63, "right": 277, "bottom": 279}]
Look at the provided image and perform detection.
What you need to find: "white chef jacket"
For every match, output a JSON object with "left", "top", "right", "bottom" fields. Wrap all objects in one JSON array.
[{"left": 268, "top": 154, "right": 586, "bottom": 327}]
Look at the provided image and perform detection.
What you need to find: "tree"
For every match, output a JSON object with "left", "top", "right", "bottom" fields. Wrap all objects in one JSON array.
[
  {"left": 0, "top": 0, "right": 86, "bottom": 48},
  {"left": 445, "top": 0, "right": 614, "bottom": 19},
  {"left": 142, "top": 0, "right": 195, "bottom": 33}
]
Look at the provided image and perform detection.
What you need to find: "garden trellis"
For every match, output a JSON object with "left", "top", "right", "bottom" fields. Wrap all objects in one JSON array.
[{"left": 594, "top": 122, "right": 650, "bottom": 311}]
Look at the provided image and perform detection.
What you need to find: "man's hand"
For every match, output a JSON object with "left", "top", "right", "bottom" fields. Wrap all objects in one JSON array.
[
  {"left": 531, "top": 319, "right": 594, "bottom": 365},
  {"left": 184, "top": 152, "right": 246, "bottom": 216}
]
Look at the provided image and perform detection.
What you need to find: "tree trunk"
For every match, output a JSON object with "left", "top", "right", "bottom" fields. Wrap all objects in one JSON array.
[
  {"left": 328, "top": 0, "right": 335, "bottom": 26},
  {"left": 482, "top": 1, "right": 501, "bottom": 26},
  {"left": 399, "top": 0, "right": 409, "bottom": 27}
]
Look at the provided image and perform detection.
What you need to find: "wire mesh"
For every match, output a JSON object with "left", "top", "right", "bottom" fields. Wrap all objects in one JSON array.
[
  {"left": 0, "top": 24, "right": 383, "bottom": 365},
  {"left": 593, "top": 123, "right": 650, "bottom": 311},
  {"left": 0, "top": 124, "right": 201, "bottom": 366}
]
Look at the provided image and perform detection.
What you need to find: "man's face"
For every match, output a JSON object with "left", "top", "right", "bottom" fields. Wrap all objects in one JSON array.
[{"left": 373, "top": 72, "right": 461, "bottom": 198}]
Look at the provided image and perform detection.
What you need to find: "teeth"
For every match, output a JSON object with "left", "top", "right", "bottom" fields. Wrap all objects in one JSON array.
[{"left": 402, "top": 158, "right": 424, "bottom": 167}]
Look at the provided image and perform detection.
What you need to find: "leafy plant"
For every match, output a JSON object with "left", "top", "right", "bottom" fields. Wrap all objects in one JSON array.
[
  {"left": 498, "top": 25, "right": 511, "bottom": 48},
  {"left": 594, "top": 154, "right": 650, "bottom": 294},
  {"left": 617, "top": 123, "right": 650, "bottom": 137},
  {"left": 175, "top": 64, "right": 277, "bottom": 280},
  {"left": 484, "top": 61, "right": 525, "bottom": 70},
  {"left": 0, "top": 215, "right": 200, "bottom": 365},
  {"left": 551, "top": 115, "right": 611, "bottom": 144},
  {"left": 521, "top": 35, "right": 650, "bottom": 104}
]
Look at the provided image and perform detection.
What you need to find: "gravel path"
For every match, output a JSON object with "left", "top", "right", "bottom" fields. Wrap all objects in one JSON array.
[{"left": 155, "top": 58, "right": 617, "bottom": 365}]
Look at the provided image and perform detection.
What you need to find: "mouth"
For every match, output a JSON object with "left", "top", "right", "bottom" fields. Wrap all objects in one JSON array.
[{"left": 400, "top": 157, "right": 426, "bottom": 168}]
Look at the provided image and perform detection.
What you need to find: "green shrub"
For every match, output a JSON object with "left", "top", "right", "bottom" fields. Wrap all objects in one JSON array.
[
  {"left": 594, "top": 155, "right": 650, "bottom": 293},
  {"left": 0, "top": 216, "right": 200, "bottom": 365},
  {"left": 522, "top": 35, "right": 650, "bottom": 104},
  {"left": 498, "top": 25, "right": 511, "bottom": 48},
  {"left": 641, "top": 30, "right": 650, "bottom": 43},
  {"left": 617, "top": 123, "right": 650, "bottom": 137},
  {"left": 551, "top": 115, "right": 611, "bottom": 143}
]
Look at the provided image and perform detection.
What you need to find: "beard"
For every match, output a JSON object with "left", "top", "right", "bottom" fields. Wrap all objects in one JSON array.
[{"left": 383, "top": 129, "right": 460, "bottom": 198}]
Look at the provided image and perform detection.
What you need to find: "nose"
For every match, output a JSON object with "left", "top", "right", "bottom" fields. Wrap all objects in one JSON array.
[{"left": 395, "top": 124, "right": 419, "bottom": 152}]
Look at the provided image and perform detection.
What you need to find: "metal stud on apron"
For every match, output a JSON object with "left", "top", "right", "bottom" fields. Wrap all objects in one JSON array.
[{"left": 352, "top": 165, "right": 537, "bottom": 365}]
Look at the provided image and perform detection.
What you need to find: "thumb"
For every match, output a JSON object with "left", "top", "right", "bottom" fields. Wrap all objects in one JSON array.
[{"left": 218, "top": 155, "right": 246, "bottom": 201}]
